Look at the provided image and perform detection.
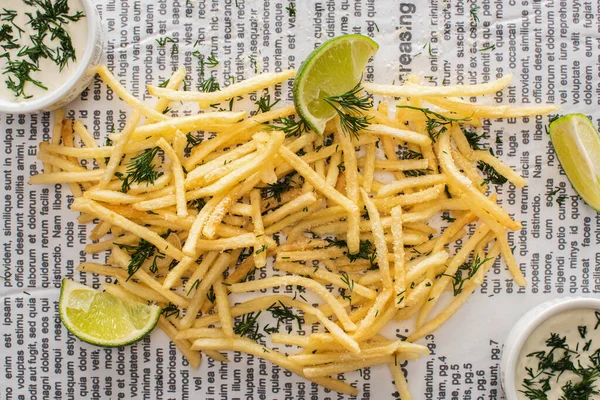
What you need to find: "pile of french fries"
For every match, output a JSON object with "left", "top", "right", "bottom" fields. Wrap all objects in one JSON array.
[{"left": 30, "top": 65, "right": 558, "bottom": 398}]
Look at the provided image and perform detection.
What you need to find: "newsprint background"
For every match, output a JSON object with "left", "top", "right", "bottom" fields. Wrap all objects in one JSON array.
[{"left": 1, "top": 0, "right": 600, "bottom": 399}]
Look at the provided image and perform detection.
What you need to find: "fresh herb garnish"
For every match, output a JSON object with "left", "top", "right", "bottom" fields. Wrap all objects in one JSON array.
[
  {"left": 464, "top": 129, "right": 489, "bottom": 150},
  {"left": 3, "top": 59, "right": 46, "bottom": 98},
  {"left": 161, "top": 302, "right": 180, "bottom": 318},
  {"left": 188, "top": 198, "right": 207, "bottom": 212},
  {"left": 285, "top": 2, "right": 296, "bottom": 18},
  {"left": 258, "top": 173, "right": 295, "bottom": 202},
  {"left": 120, "top": 147, "right": 164, "bottom": 192},
  {"left": 255, "top": 93, "right": 280, "bottom": 113},
  {"left": 268, "top": 116, "right": 309, "bottom": 138},
  {"left": 155, "top": 36, "right": 175, "bottom": 46},
  {"left": 117, "top": 239, "right": 163, "bottom": 280},
  {"left": 323, "top": 82, "right": 373, "bottom": 137},
  {"left": 267, "top": 301, "right": 303, "bottom": 333},
  {"left": 397, "top": 105, "right": 472, "bottom": 142},
  {"left": 444, "top": 255, "right": 491, "bottom": 296},
  {"left": 233, "top": 311, "right": 264, "bottom": 342},
  {"left": 185, "top": 132, "right": 203, "bottom": 152},
  {"left": 477, "top": 159, "right": 508, "bottom": 186},
  {"left": 470, "top": 6, "right": 480, "bottom": 24},
  {"left": 197, "top": 76, "right": 220, "bottom": 92},
  {"left": 327, "top": 238, "right": 377, "bottom": 269}
]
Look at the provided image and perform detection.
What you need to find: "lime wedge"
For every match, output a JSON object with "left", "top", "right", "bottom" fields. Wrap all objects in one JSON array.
[
  {"left": 293, "top": 34, "right": 379, "bottom": 135},
  {"left": 548, "top": 114, "right": 600, "bottom": 211},
  {"left": 59, "top": 278, "right": 161, "bottom": 347}
]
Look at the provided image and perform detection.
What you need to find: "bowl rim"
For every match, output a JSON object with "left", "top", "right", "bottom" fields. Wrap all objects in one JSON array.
[
  {"left": 501, "top": 296, "right": 600, "bottom": 400},
  {"left": 0, "top": 0, "right": 101, "bottom": 113}
]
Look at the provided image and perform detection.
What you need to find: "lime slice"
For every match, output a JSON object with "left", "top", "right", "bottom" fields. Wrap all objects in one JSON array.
[
  {"left": 548, "top": 113, "right": 600, "bottom": 211},
  {"left": 59, "top": 278, "right": 161, "bottom": 347},
  {"left": 293, "top": 34, "right": 379, "bottom": 135}
]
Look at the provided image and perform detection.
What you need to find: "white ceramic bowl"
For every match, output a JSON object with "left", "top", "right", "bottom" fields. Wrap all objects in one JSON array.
[
  {"left": 500, "top": 296, "right": 600, "bottom": 399},
  {"left": 0, "top": 0, "right": 103, "bottom": 113}
]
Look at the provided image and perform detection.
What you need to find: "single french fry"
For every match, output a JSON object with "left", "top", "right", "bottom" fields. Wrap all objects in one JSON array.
[
  {"left": 390, "top": 206, "right": 406, "bottom": 308},
  {"left": 360, "top": 188, "right": 392, "bottom": 288},
  {"left": 250, "top": 190, "right": 267, "bottom": 268},
  {"left": 363, "top": 74, "right": 513, "bottom": 97},
  {"left": 147, "top": 70, "right": 295, "bottom": 104},
  {"left": 377, "top": 174, "right": 447, "bottom": 198},
  {"left": 213, "top": 276, "right": 233, "bottom": 337},
  {"left": 389, "top": 359, "right": 413, "bottom": 400},
  {"left": 156, "top": 137, "right": 188, "bottom": 216},
  {"left": 96, "top": 65, "right": 170, "bottom": 122}
]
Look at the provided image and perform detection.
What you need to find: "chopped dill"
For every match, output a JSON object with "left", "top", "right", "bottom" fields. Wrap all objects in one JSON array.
[
  {"left": 323, "top": 82, "right": 373, "bottom": 137},
  {"left": 120, "top": 147, "right": 164, "bottom": 192},
  {"left": 255, "top": 93, "right": 280, "bottom": 113},
  {"left": 258, "top": 173, "right": 295, "bottom": 202},
  {"left": 397, "top": 105, "right": 472, "bottom": 142},
  {"left": 267, "top": 116, "right": 309, "bottom": 138}
]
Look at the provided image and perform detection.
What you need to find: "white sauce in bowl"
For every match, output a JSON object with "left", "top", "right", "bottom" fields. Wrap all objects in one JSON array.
[
  {"left": 515, "top": 308, "right": 600, "bottom": 399},
  {"left": 0, "top": 0, "right": 88, "bottom": 102}
]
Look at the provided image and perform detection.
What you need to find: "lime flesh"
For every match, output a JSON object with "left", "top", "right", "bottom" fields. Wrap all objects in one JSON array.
[
  {"left": 293, "top": 35, "right": 379, "bottom": 135},
  {"left": 59, "top": 278, "right": 161, "bottom": 347},
  {"left": 548, "top": 113, "right": 600, "bottom": 211}
]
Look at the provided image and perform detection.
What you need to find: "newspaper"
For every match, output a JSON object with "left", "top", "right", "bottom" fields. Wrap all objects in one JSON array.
[{"left": 2, "top": 0, "right": 599, "bottom": 398}]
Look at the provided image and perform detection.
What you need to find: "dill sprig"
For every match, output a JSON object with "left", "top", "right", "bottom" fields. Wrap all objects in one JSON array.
[
  {"left": 233, "top": 311, "right": 264, "bottom": 342},
  {"left": 205, "top": 286, "right": 216, "bottom": 303},
  {"left": 340, "top": 271, "right": 355, "bottom": 292},
  {"left": 266, "top": 301, "right": 303, "bottom": 333},
  {"left": 397, "top": 105, "right": 472, "bottom": 141},
  {"left": 3, "top": 59, "right": 46, "bottom": 98},
  {"left": 479, "top": 44, "right": 496, "bottom": 52},
  {"left": 470, "top": 6, "right": 480, "bottom": 24},
  {"left": 255, "top": 93, "right": 280, "bottom": 113},
  {"left": 323, "top": 82, "right": 373, "bottom": 137},
  {"left": 285, "top": 2, "right": 296, "bottom": 18},
  {"left": 120, "top": 147, "right": 164, "bottom": 192},
  {"left": 0, "top": 24, "right": 20, "bottom": 51},
  {"left": 0, "top": 9, "right": 24, "bottom": 34},
  {"left": 185, "top": 132, "right": 203, "bottom": 152},
  {"left": 327, "top": 238, "right": 377, "bottom": 269},
  {"left": 155, "top": 36, "right": 175, "bottom": 46},
  {"left": 158, "top": 78, "right": 170, "bottom": 88},
  {"left": 117, "top": 239, "right": 163, "bottom": 280},
  {"left": 258, "top": 173, "right": 295, "bottom": 202},
  {"left": 188, "top": 198, "right": 206, "bottom": 212},
  {"left": 197, "top": 76, "right": 220, "bottom": 93},
  {"left": 444, "top": 255, "right": 491, "bottom": 296},
  {"left": 205, "top": 53, "right": 219, "bottom": 68},
  {"left": 161, "top": 303, "right": 180, "bottom": 318},
  {"left": 267, "top": 116, "right": 309, "bottom": 138},
  {"left": 477, "top": 159, "right": 508, "bottom": 186},
  {"left": 464, "top": 129, "right": 489, "bottom": 150}
]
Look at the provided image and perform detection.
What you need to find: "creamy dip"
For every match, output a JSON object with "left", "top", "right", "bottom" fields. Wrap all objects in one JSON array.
[
  {"left": 515, "top": 308, "right": 600, "bottom": 399},
  {"left": 0, "top": 0, "right": 87, "bottom": 102}
]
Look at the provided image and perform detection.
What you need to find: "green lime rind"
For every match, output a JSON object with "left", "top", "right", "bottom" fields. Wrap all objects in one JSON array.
[
  {"left": 293, "top": 34, "right": 379, "bottom": 135},
  {"left": 549, "top": 113, "right": 600, "bottom": 211},
  {"left": 59, "top": 278, "right": 161, "bottom": 347}
]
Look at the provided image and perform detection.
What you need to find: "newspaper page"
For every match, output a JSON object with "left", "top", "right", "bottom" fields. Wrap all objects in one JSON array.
[{"left": 2, "top": 0, "right": 599, "bottom": 399}]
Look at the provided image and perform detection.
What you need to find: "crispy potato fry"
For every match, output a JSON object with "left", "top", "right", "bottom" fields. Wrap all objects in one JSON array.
[
  {"left": 363, "top": 74, "right": 513, "bottom": 97},
  {"left": 148, "top": 70, "right": 295, "bottom": 104}
]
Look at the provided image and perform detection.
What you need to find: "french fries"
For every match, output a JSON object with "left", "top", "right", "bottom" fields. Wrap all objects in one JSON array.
[{"left": 31, "top": 66, "right": 557, "bottom": 398}]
